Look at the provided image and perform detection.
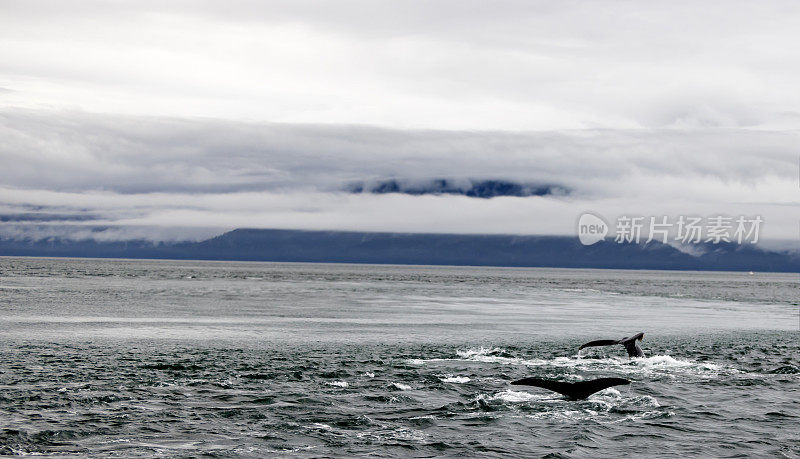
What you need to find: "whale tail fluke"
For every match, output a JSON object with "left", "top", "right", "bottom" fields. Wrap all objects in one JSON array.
[
  {"left": 578, "top": 332, "right": 645, "bottom": 358},
  {"left": 578, "top": 339, "right": 621, "bottom": 350},
  {"left": 511, "top": 377, "right": 630, "bottom": 400}
]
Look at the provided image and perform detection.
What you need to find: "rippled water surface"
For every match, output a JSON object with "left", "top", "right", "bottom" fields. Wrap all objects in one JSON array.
[{"left": 0, "top": 258, "right": 798, "bottom": 456}]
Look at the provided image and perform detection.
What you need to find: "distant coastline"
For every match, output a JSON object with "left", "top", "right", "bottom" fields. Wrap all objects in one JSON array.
[{"left": 1, "top": 228, "right": 798, "bottom": 273}]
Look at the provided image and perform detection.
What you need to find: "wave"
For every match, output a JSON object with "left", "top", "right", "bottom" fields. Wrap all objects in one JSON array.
[
  {"left": 440, "top": 375, "right": 470, "bottom": 383},
  {"left": 453, "top": 347, "right": 549, "bottom": 366},
  {"left": 476, "top": 388, "right": 665, "bottom": 423},
  {"left": 456, "top": 347, "right": 514, "bottom": 359},
  {"left": 482, "top": 390, "right": 557, "bottom": 404},
  {"left": 308, "top": 422, "right": 333, "bottom": 430},
  {"left": 355, "top": 426, "right": 428, "bottom": 443},
  {"left": 402, "top": 347, "right": 742, "bottom": 384},
  {"left": 444, "top": 347, "right": 733, "bottom": 378},
  {"left": 767, "top": 365, "right": 800, "bottom": 374}
]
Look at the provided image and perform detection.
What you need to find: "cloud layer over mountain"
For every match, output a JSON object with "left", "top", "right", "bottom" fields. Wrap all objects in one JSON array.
[{"left": 0, "top": 109, "right": 796, "bottom": 243}]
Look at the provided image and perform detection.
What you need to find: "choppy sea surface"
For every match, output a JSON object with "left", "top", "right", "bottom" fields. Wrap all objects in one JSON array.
[{"left": 0, "top": 257, "right": 798, "bottom": 457}]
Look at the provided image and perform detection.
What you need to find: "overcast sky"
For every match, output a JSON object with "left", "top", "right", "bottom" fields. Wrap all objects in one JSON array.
[{"left": 0, "top": 1, "right": 798, "bottom": 244}]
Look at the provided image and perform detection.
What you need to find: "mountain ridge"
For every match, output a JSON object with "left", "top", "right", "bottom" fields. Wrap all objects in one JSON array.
[{"left": 1, "top": 228, "right": 798, "bottom": 272}]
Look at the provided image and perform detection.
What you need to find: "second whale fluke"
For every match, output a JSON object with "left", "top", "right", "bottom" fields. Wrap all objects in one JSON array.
[
  {"left": 511, "top": 377, "right": 630, "bottom": 400},
  {"left": 579, "top": 332, "right": 645, "bottom": 358}
]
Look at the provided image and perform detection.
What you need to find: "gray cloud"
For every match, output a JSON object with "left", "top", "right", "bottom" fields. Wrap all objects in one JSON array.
[
  {"left": 2, "top": 1, "right": 800, "bottom": 130},
  {"left": 0, "top": 109, "right": 795, "bottom": 195},
  {"left": 0, "top": 212, "right": 98, "bottom": 222},
  {"left": 0, "top": 223, "right": 222, "bottom": 243}
]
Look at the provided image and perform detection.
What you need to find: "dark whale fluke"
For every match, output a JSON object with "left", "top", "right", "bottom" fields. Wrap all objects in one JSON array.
[
  {"left": 511, "top": 377, "right": 630, "bottom": 400},
  {"left": 579, "top": 332, "right": 645, "bottom": 358}
]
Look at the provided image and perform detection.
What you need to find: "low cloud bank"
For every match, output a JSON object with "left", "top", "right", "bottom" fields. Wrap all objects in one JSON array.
[{"left": 0, "top": 109, "right": 796, "bottom": 242}]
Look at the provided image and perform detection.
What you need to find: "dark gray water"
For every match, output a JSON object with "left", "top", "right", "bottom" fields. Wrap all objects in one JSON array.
[{"left": 0, "top": 258, "right": 798, "bottom": 457}]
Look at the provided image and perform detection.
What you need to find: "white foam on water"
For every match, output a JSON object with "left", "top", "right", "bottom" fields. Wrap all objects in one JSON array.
[
  {"left": 441, "top": 375, "right": 470, "bottom": 383},
  {"left": 451, "top": 347, "right": 551, "bottom": 366},
  {"left": 391, "top": 428, "right": 427, "bottom": 442},
  {"left": 505, "top": 389, "right": 666, "bottom": 424},
  {"left": 364, "top": 372, "right": 375, "bottom": 378},
  {"left": 478, "top": 355, "right": 549, "bottom": 365},
  {"left": 406, "top": 347, "right": 544, "bottom": 366},
  {"left": 408, "top": 415, "right": 437, "bottom": 421},
  {"left": 456, "top": 347, "right": 506, "bottom": 358},
  {"left": 454, "top": 348, "right": 733, "bottom": 378},
  {"left": 525, "top": 410, "right": 587, "bottom": 422},
  {"left": 356, "top": 427, "right": 427, "bottom": 443},
  {"left": 153, "top": 381, "right": 176, "bottom": 388},
  {"left": 276, "top": 445, "right": 319, "bottom": 453},
  {"left": 624, "top": 395, "right": 661, "bottom": 408},
  {"left": 484, "top": 389, "right": 557, "bottom": 403},
  {"left": 97, "top": 438, "right": 132, "bottom": 444},
  {"left": 483, "top": 385, "right": 662, "bottom": 422},
  {"left": 601, "top": 355, "right": 732, "bottom": 378},
  {"left": 638, "top": 355, "right": 703, "bottom": 368},
  {"left": 601, "top": 408, "right": 670, "bottom": 424},
  {"left": 10, "top": 448, "right": 50, "bottom": 455}
]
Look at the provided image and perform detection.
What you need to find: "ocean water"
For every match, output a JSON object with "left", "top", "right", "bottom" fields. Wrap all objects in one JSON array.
[{"left": 0, "top": 257, "right": 798, "bottom": 457}]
